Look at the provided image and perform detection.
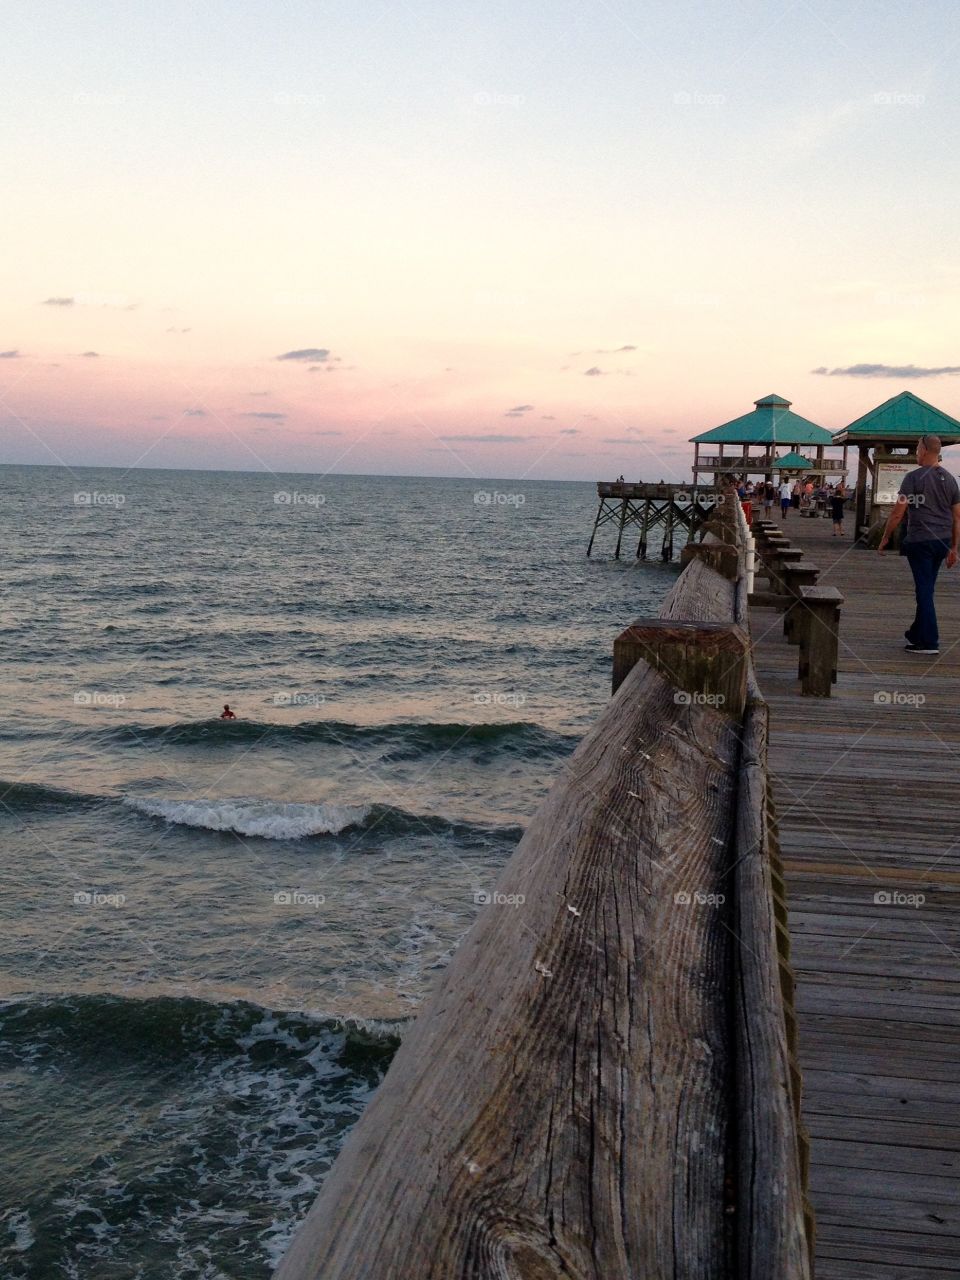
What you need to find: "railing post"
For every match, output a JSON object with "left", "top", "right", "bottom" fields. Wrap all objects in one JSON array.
[{"left": 612, "top": 619, "right": 749, "bottom": 715}]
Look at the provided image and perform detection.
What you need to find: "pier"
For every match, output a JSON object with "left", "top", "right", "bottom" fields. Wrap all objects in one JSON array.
[
  {"left": 586, "top": 481, "right": 718, "bottom": 560},
  {"left": 750, "top": 514, "right": 960, "bottom": 1279},
  {"left": 274, "top": 489, "right": 959, "bottom": 1280}
]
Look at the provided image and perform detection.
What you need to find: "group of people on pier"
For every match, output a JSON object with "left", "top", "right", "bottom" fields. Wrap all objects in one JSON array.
[
  {"left": 730, "top": 477, "right": 849, "bottom": 535},
  {"left": 717, "top": 433, "right": 959, "bottom": 658}
]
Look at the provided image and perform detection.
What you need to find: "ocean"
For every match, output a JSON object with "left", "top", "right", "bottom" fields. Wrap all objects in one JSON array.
[{"left": 0, "top": 466, "right": 675, "bottom": 1279}]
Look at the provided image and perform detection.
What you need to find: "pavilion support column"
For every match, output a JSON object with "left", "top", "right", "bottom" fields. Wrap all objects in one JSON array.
[{"left": 855, "top": 445, "right": 869, "bottom": 542}]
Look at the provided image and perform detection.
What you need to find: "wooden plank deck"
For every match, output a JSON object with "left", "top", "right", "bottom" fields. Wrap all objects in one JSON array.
[{"left": 749, "top": 514, "right": 960, "bottom": 1280}]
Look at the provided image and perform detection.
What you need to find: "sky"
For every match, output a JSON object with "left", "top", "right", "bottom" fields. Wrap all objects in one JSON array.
[{"left": 1, "top": 0, "right": 959, "bottom": 481}]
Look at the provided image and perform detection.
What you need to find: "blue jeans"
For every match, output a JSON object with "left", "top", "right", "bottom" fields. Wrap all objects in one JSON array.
[{"left": 904, "top": 539, "right": 950, "bottom": 649}]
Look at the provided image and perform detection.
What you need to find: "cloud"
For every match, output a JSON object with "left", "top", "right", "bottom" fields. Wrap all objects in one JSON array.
[
  {"left": 560, "top": 428, "right": 579, "bottom": 435},
  {"left": 79, "top": 351, "right": 100, "bottom": 358},
  {"left": 276, "top": 348, "right": 330, "bottom": 362},
  {"left": 166, "top": 326, "right": 191, "bottom": 334},
  {"left": 312, "top": 429, "right": 343, "bottom": 436},
  {"left": 0, "top": 350, "right": 21, "bottom": 358},
  {"left": 812, "top": 362, "right": 960, "bottom": 378},
  {"left": 238, "top": 411, "right": 286, "bottom": 420},
  {"left": 540, "top": 415, "right": 556, "bottom": 420},
  {"left": 184, "top": 408, "right": 206, "bottom": 417},
  {"left": 439, "top": 433, "right": 529, "bottom": 443},
  {"left": 571, "top": 345, "right": 637, "bottom": 356},
  {"left": 41, "top": 294, "right": 136, "bottom": 309},
  {"left": 584, "top": 366, "right": 605, "bottom": 376},
  {"left": 507, "top": 404, "right": 534, "bottom": 413},
  {"left": 248, "top": 391, "right": 271, "bottom": 397},
  {"left": 602, "top": 436, "right": 647, "bottom": 444}
]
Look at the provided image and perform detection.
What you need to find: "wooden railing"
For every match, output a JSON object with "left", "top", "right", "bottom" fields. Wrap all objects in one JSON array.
[
  {"left": 595, "top": 480, "right": 718, "bottom": 500},
  {"left": 696, "top": 455, "right": 845, "bottom": 473},
  {"left": 274, "top": 496, "right": 813, "bottom": 1280}
]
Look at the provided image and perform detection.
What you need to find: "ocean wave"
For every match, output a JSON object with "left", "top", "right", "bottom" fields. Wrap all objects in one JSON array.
[
  {"left": 98, "top": 716, "right": 577, "bottom": 759},
  {"left": 124, "top": 795, "right": 523, "bottom": 843},
  {"left": 0, "top": 779, "right": 105, "bottom": 812},
  {"left": 0, "top": 993, "right": 400, "bottom": 1274},
  {"left": 124, "top": 795, "right": 370, "bottom": 839},
  {"left": 0, "top": 992, "right": 403, "bottom": 1061},
  {"left": 0, "top": 779, "right": 524, "bottom": 844}
]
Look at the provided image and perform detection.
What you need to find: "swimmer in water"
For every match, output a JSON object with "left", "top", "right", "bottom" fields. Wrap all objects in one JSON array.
[{"left": 220, "top": 704, "right": 236, "bottom": 719}]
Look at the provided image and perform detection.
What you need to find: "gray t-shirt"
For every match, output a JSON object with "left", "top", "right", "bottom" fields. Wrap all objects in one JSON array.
[{"left": 899, "top": 465, "right": 960, "bottom": 544}]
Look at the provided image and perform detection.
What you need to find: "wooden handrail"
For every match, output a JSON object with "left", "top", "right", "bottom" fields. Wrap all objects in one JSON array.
[{"left": 273, "top": 495, "right": 812, "bottom": 1280}]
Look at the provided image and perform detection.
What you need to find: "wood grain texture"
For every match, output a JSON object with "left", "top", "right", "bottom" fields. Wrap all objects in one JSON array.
[{"left": 275, "top": 655, "right": 741, "bottom": 1280}]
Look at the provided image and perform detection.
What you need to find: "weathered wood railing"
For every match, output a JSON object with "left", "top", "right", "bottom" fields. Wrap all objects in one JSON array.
[
  {"left": 750, "top": 519, "right": 843, "bottom": 696},
  {"left": 274, "top": 495, "right": 813, "bottom": 1280}
]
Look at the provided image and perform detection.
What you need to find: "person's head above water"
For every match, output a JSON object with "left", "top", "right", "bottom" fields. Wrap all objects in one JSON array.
[{"left": 220, "top": 704, "right": 236, "bottom": 718}]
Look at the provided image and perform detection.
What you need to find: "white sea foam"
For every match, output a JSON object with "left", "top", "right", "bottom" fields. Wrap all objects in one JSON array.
[
  {"left": 124, "top": 796, "right": 370, "bottom": 839},
  {"left": 4, "top": 1209, "right": 35, "bottom": 1253}
]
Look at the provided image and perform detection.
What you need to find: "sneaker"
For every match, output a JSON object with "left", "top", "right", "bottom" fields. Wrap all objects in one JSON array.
[{"left": 904, "top": 644, "right": 939, "bottom": 654}]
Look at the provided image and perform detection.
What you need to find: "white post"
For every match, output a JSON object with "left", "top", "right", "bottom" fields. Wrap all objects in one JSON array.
[
  {"left": 746, "top": 532, "right": 756, "bottom": 595},
  {"left": 732, "top": 492, "right": 755, "bottom": 596}
]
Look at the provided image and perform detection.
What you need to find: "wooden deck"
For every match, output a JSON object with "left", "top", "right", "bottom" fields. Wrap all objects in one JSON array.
[{"left": 750, "top": 514, "right": 960, "bottom": 1279}]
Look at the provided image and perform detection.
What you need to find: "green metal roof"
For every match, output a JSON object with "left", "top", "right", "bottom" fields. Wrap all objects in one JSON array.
[
  {"left": 833, "top": 390, "right": 960, "bottom": 443},
  {"left": 690, "top": 394, "right": 833, "bottom": 445},
  {"left": 774, "top": 450, "right": 812, "bottom": 470}
]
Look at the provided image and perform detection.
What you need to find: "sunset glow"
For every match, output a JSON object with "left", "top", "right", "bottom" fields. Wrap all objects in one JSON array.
[{"left": 2, "top": 0, "right": 959, "bottom": 478}]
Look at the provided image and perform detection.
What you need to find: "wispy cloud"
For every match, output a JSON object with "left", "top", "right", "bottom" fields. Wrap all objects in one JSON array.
[
  {"left": 571, "top": 344, "right": 637, "bottom": 355},
  {"left": 504, "top": 403, "right": 534, "bottom": 416},
  {"left": 584, "top": 366, "right": 604, "bottom": 377},
  {"left": 79, "top": 351, "right": 100, "bottom": 358},
  {"left": 184, "top": 408, "right": 206, "bottom": 417},
  {"left": 439, "top": 432, "right": 528, "bottom": 443},
  {"left": 238, "top": 411, "right": 287, "bottom": 420},
  {"left": 41, "top": 296, "right": 74, "bottom": 307},
  {"left": 812, "top": 363, "right": 960, "bottom": 378},
  {"left": 276, "top": 347, "right": 330, "bottom": 362},
  {"left": 0, "top": 350, "right": 21, "bottom": 358}
]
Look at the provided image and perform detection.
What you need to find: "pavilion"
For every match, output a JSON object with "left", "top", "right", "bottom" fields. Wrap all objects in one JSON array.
[
  {"left": 773, "top": 450, "right": 814, "bottom": 477},
  {"left": 690, "top": 394, "right": 846, "bottom": 487},
  {"left": 832, "top": 390, "right": 960, "bottom": 538}
]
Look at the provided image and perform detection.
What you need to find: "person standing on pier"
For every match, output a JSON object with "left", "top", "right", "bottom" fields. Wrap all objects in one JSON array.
[
  {"left": 878, "top": 434, "right": 960, "bottom": 654},
  {"left": 779, "top": 478, "right": 792, "bottom": 520},
  {"left": 737, "top": 479, "right": 753, "bottom": 526},
  {"left": 830, "top": 482, "right": 847, "bottom": 537}
]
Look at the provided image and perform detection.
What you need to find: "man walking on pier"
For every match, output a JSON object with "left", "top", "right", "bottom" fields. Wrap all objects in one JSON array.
[{"left": 878, "top": 434, "right": 960, "bottom": 654}]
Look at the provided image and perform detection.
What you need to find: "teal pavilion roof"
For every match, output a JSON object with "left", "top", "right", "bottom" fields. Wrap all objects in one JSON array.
[
  {"left": 833, "top": 391, "right": 960, "bottom": 444},
  {"left": 690, "top": 395, "right": 834, "bottom": 446}
]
